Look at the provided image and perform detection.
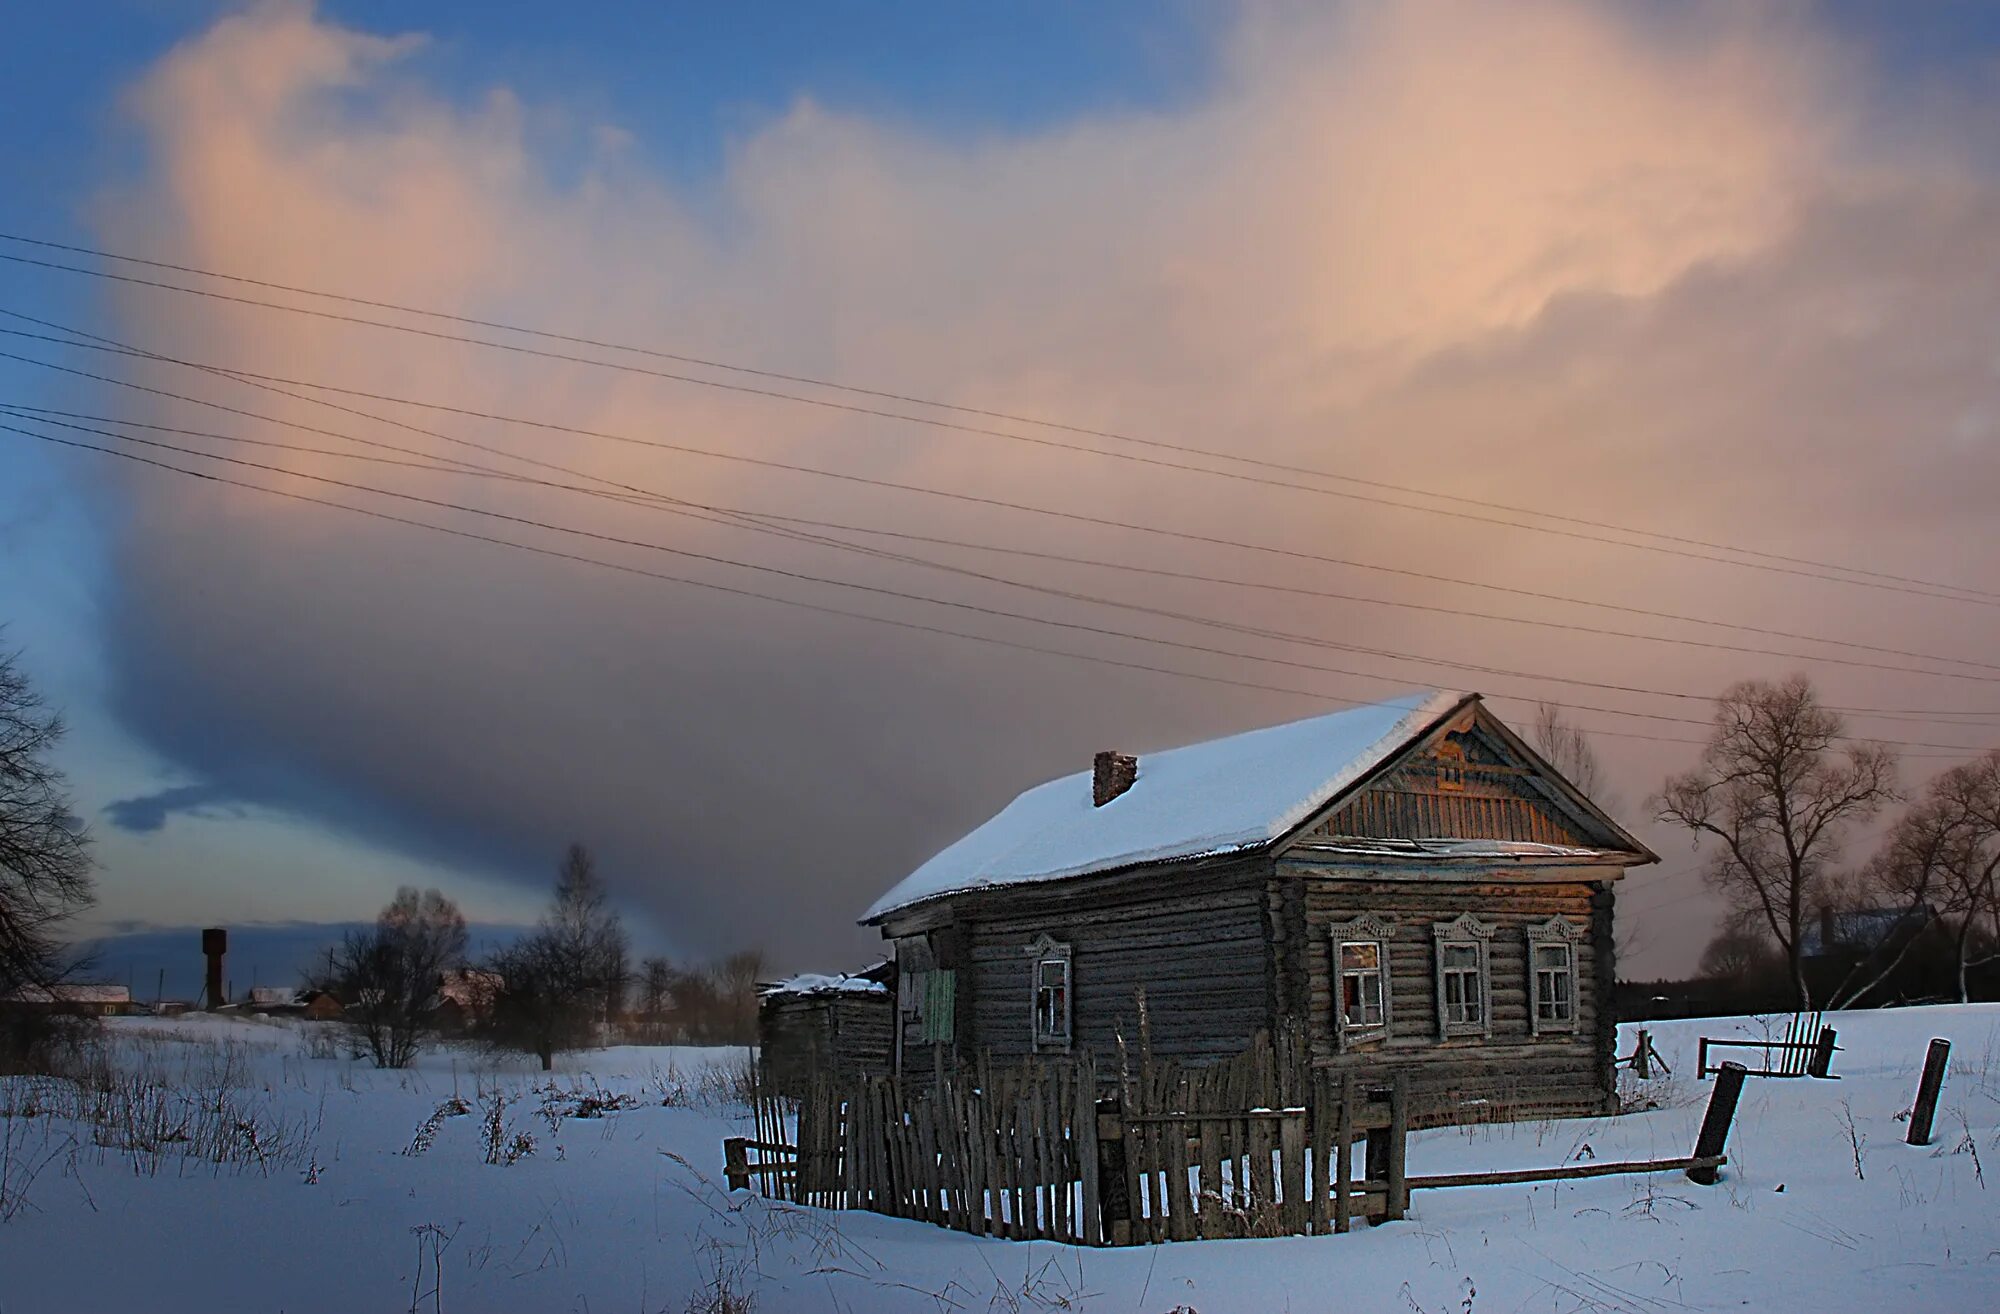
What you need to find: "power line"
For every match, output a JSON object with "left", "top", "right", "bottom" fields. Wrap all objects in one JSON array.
[
  {"left": 4, "top": 235, "right": 1995, "bottom": 605},
  {"left": 9, "top": 415, "right": 1988, "bottom": 757},
  {"left": 10, "top": 417, "right": 1984, "bottom": 763},
  {"left": 6, "top": 317, "right": 1998, "bottom": 679},
  {"left": 15, "top": 398, "right": 2000, "bottom": 725}
]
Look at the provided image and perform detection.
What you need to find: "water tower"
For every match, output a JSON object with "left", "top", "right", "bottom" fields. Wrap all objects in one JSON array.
[{"left": 202, "top": 927, "right": 227, "bottom": 1010}]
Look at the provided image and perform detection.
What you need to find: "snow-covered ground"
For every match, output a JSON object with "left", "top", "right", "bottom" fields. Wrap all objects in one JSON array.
[{"left": 1, "top": 1006, "right": 1996, "bottom": 1313}]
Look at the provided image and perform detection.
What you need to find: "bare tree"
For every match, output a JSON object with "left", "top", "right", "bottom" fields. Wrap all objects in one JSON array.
[
  {"left": 635, "top": 954, "right": 675, "bottom": 1041},
  {"left": 0, "top": 646, "right": 93, "bottom": 1003},
  {"left": 481, "top": 843, "right": 630, "bottom": 1069},
  {"left": 713, "top": 949, "right": 764, "bottom": 1045},
  {"left": 319, "top": 888, "right": 466, "bottom": 1068},
  {"left": 1870, "top": 752, "right": 2000, "bottom": 1002},
  {"left": 1656, "top": 676, "right": 1898, "bottom": 1007},
  {"left": 1530, "top": 701, "right": 1612, "bottom": 807}
]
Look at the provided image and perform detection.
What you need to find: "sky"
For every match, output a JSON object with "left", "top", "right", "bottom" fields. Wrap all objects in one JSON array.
[{"left": 3, "top": 0, "right": 2000, "bottom": 992}]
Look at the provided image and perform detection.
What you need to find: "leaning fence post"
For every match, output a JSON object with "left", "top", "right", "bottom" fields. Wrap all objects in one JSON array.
[
  {"left": 723, "top": 1137, "right": 749, "bottom": 1192},
  {"left": 1907, "top": 1039, "right": 1951, "bottom": 1147},
  {"left": 1687, "top": 1061, "right": 1745, "bottom": 1185},
  {"left": 1807, "top": 1027, "right": 1838, "bottom": 1080},
  {"left": 1634, "top": 1029, "right": 1651, "bottom": 1079}
]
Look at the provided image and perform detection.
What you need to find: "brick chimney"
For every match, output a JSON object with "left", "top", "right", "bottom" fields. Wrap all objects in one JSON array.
[{"left": 1093, "top": 751, "right": 1138, "bottom": 807}]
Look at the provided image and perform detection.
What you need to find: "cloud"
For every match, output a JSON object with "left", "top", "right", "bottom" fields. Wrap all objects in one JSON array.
[
  {"left": 102, "top": 782, "right": 245, "bottom": 833},
  {"left": 68, "top": 0, "right": 2000, "bottom": 974}
]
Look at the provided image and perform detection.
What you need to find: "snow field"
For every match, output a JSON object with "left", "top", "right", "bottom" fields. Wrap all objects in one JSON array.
[{"left": 0, "top": 1005, "right": 1995, "bottom": 1312}]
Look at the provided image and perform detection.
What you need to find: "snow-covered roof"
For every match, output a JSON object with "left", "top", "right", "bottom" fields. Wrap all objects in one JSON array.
[
  {"left": 761, "top": 972, "right": 890, "bottom": 999},
  {"left": 863, "top": 691, "right": 1470, "bottom": 923}
]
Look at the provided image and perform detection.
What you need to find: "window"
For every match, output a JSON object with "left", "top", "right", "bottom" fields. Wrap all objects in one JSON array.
[
  {"left": 1432, "top": 914, "right": 1495, "bottom": 1039},
  {"left": 1434, "top": 738, "right": 1467, "bottom": 792},
  {"left": 1340, "top": 941, "right": 1386, "bottom": 1028},
  {"left": 1526, "top": 918, "right": 1581, "bottom": 1035},
  {"left": 1533, "top": 946, "right": 1573, "bottom": 1025},
  {"left": 1026, "top": 934, "right": 1072, "bottom": 1050},
  {"left": 1439, "top": 944, "right": 1483, "bottom": 1026},
  {"left": 1326, "top": 914, "right": 1396, "bottom": 1050}
]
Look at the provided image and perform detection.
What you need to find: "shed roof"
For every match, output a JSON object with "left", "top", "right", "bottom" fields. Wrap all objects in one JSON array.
[
  {"left": 864, "top": 690, "right": 1482, "bottom": 923},
  {"left": 760, "top": 972, "right": 891, "bottom": 999}
]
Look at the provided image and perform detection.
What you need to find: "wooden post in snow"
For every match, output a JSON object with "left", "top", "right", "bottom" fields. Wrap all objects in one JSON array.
[
  {"left": 1807, "top": 1027, "right": 1838, "bottom": 1079},
  {"left": 1385, "top": 1073, "right": 1409, "bottom": 1222},
  {"left": 1907, "top": 1039, "right": 1951, "bottom": 1147},
  {"left": 1688, "top": 1061, "right": 1745, "bottom": 1185}
]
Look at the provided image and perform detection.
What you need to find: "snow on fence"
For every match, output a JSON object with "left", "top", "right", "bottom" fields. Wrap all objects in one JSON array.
[{"left": 725, "top": 1031, "right": 1740, "bottom": 1246}]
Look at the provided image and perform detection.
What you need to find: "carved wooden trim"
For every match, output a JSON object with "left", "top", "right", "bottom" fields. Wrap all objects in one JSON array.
[
  {"left": 1431, "top": 913, "right": 1496, "bottom": 943},
  {"left": 1327, "top": 912, "right": 1398, "bottom": 942}
]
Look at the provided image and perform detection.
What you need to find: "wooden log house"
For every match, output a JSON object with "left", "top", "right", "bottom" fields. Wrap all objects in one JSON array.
[{"left": 860, "top": 691, "right": 1656, "bottom": 1122}]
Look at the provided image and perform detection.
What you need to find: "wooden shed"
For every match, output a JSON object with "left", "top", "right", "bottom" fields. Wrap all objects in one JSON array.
[
  {"left": 860, "top": 690, "right": 1656, "bottom": 1122},
  {"left": 757, "top": 964, "right": 895, "bottom": 1094}
]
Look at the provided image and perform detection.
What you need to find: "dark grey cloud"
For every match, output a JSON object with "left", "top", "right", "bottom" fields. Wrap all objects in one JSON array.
[{"left": 103, "top": 781, "right": 245, "bottom": 833}]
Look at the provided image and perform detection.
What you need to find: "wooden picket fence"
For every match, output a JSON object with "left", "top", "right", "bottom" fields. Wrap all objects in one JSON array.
[
  {"left": 729, "top": 1031, "right": 1410, "bottom": 1244},
  {"left": 724, "top": 1028, "right": 1737, "bottom": 1246}
]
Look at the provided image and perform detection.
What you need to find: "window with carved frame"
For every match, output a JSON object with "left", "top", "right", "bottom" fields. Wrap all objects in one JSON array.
[
  {"left": 1026, "top": 934, "right": 1071, "bottom": 1050},
  {"left": 1327, "top": 914, "right": 1396, "bottom": 1051},
  {"left": 1526, "top": 918, "right": 1581, "bottom": 1035},
  {"left": 1432, "top": 914, "right": 1495, "bottom": 1039}
]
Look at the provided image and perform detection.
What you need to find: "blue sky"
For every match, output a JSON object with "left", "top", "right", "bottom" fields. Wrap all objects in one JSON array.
[{"left": 5, "top": 2, "right": 2000, "bottom": 990}]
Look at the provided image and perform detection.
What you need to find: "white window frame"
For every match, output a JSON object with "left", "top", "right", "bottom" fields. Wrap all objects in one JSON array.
[
  {"left": 1026, "top": 934, "right": 1072, "bottom": 1052},
  {"left": 1526, "top": 917, "right": 1582, "bottom": 1036},
  {"left": 1326, "top": 914, "right": 1396, "bottom": 1051},
  {"left": 1432, "top": 913, "right": 1495, "bottom": 1039}
]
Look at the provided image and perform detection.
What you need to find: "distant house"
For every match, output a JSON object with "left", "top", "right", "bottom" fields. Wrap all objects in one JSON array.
[
  {"left": 2, "top": 984, "right": 136, "bottom": 1017},
  {"left": 1803, "top": 903, "right": 1953, "bottom": 1005},
  {"left": 758, "top": 964, "right": 894, "bottom": 1094},
  {"left": 298, "top": 989, "right": 345, "bottom": 1021},
  {"left": 859, "top": 691, "right": 1656, "bottom": 1122},
  {"left": 432, "top": 968, "right": 503, "bottom": 1031},
  {"left": 248, "top": 986, "right": 298, "bottom": 1013}
]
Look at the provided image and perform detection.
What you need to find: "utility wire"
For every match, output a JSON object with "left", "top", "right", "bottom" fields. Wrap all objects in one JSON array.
[
  {"left": 8, "top": 414, "right": 1987, "bottom": 756},
  {"left": 14, "top": 397, "right": 2000, "bottom": 722},
  {"left": 5, "top": 317, "right": 1997, "bottom": 679},
  {"left": 3, "top": 234, "right": 1994, "bottom": 605},
  {"left": 11, "top": 416, "right": 1985, "bottom": 762}
]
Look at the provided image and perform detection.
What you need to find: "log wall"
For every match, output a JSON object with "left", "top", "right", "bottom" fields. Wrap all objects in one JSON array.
[{"left": 1280, "top": 864, "right": 1618, "bottom": 1120}]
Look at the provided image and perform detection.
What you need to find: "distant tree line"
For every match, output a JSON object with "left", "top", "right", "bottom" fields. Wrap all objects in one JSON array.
[{"left": 310, "top": 841, "right": 764, "bottom": 1069}]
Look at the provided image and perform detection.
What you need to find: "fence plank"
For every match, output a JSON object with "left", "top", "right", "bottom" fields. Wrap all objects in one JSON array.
[
  {"left": 1165, "top": 1113, "right": 1195, "bottom": 1241},
  {"left": 1334, "top": 1074, "right": 1353, "bottom": 1235},
  {"left": 1197, "top": 1116, "right": 1223, "bottom": 1237},
  {"left": 1279, "top": 1110, "right": 1307, "bottom": 1236},
  {"left": 1076, "top": 1057, "right": 1101, "bottom": 1245},
  {"left": 1053, "top": 1066, "right": 1074, "bottom": 1242},
  {"left": 1309, "top": 1070, "right": 1331, "bottom": 1236}
]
